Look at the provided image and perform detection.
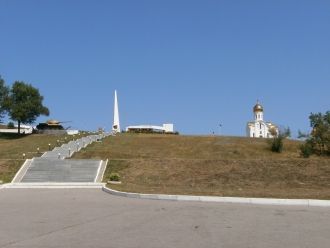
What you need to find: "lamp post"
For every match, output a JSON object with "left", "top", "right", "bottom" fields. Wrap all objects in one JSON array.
[{"left": 218, "top": 124, "right": 222, "bottom": 136}]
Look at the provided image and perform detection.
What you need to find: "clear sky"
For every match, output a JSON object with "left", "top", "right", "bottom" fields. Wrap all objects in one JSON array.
[{"left": 0, "top": 0, "right": 329, "bottom": 136}]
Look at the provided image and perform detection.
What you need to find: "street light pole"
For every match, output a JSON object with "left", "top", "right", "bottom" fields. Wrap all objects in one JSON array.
[{"left": 219, "top": 124, "right": 222, "bottom": 136}]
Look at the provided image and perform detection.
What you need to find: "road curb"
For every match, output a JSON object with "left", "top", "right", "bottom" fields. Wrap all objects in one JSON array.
[
  {"left": 3, "top": 182, "right": 106, "bottom": 189},
  {"left": 102, "top": 186, "right": 330, "bottom": 207}
]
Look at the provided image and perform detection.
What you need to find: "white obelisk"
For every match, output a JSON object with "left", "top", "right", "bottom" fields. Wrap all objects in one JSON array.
[{"left": 112, "top": 90, "right": 121, "bottom": 133}]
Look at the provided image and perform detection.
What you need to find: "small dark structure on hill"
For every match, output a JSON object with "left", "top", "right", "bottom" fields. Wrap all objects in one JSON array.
[
  {"left": 36, "top": 120, "right": 67, "bottom": 134},
  {"left": 37, "top": 120, "right": 64, "bottom": 130}
]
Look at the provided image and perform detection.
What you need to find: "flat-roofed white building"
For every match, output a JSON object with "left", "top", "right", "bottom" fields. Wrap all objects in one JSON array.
[
  {"left": 0, "top": 124, "right": 33, "bottom": 134},
  {"left": 126, "top": 123, "right": 174, "bottom": 133}
]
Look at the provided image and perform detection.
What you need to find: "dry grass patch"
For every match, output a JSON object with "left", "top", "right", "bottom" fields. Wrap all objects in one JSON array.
[{"left": 73, "top": 134, "right": 330, "bottom": 199}]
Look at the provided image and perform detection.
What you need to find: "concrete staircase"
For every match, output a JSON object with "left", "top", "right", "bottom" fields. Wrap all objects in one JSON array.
[
  {"left": 42, "top": 135, "right": 103, "bottom": 159},
  {"left": 20, "top": 158, "right": 102, "bottom": 183},
  {"left": 6, "top": 133, "right": 110, "bottom": 188}
]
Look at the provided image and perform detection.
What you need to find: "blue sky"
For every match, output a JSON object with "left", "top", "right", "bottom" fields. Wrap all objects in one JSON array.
[{"left": 0, "top": 0, "right": 329, "bottom": 136}]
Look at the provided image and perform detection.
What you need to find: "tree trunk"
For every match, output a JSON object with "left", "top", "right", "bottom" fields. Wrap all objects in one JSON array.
[{"left": 18, "top": 120, "right": 21, "bottom": 134}]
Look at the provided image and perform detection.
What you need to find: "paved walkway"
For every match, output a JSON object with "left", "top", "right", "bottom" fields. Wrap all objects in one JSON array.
[
  {"left": 41, "top": 134, "right": 106, "bottom": 159},
  {"left": 0, "top": 188, "right": 329, "bottom": 248},
  {"left": 10, "top": 133, "right": 109, "bottom": 185}
]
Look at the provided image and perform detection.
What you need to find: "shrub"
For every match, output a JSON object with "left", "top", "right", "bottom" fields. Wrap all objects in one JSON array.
[
  {"left": 300, "top": 143, "right": 313, "bottom": 158},
  {"left": 271, "top": 135, "right": 284, "bottom": 153},
  {"left": 7, "top": 122, "right": 15, "bottom": 129},
  {"left": 269, "top": 127, "right": 291, "bottom": 153},
  {"left": 109, "top": 172, "right": 120, "bottom": 181}
]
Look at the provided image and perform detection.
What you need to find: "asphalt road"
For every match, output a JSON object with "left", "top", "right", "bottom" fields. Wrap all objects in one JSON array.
[{"left": 0, "top": 189, "right": 329, "bottom": 248}]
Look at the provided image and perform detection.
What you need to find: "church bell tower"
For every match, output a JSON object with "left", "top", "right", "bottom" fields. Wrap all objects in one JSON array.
[{"left": 253, "top": 100, "right": 264, "bottom": 121}]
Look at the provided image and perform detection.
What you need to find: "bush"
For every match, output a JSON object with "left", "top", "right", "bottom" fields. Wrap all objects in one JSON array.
[
  {"left": 271, "top": 135, "right": 284, "bottom": 153},
  {"left": 7, "top": 122, "right": 15, "bottom": 129},
  {"left": 109, "top": 172, "right": 120, "bottom": 181},
  {"left": 269, "top": 127, "right": 291, "bottom": 153},
  {"left": 300, "top": 143, "right": 313, "bottom": 158}
]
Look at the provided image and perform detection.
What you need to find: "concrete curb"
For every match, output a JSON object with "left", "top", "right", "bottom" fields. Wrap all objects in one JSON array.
[
  {"left": 4, "top": 182, "right": 106, "bottom": 189},
  {"left": 102, "top": 186, "right": 330, "bottom": 207}
]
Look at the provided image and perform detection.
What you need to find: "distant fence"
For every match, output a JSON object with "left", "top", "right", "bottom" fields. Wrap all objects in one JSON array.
[
  {"left": 36, "top": 130, "right": 79, "bottom": 135},
  {"left": 0, "top": 128, "right": 33, "bottom": 134}
]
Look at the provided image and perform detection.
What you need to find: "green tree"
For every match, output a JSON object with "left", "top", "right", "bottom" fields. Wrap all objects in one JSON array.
[
  {"left": 0, "top": 76, "right": 9, "bottom": 123},
  {"left": 306, "top": 111, "right": 330, "bottom": 155},
  {"left": 5, "top": 81, "right": 49, "bottom": 134}
]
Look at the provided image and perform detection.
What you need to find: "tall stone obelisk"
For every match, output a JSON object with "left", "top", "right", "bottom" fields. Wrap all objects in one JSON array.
[{"left": 112, "top": 90, "right": 121, "bottom": 133}]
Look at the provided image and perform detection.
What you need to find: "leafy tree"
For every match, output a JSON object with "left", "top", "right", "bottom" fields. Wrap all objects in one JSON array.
[
  {"left": 5, "top": 81, "right": 49, "bottom": 134},
  {"left": 0, "top": 76, "right": 9, "bottom": 123},
  {"left": 304, "top": 111, "right": 330, "bottom": 156}
]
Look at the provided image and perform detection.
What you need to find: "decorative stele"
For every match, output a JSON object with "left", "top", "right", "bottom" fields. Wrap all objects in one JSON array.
[{"left": 112, "top": 90, "right": 121, "bottom": 133}]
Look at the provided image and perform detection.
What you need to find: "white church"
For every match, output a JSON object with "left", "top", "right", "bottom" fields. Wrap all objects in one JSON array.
[{"left": 246, "top": 101, "right": 278, "bottom": 138}]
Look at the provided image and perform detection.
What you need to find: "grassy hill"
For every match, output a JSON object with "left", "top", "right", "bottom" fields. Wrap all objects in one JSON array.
[{"left": 73, "top": 133, "right": 330, "bottom": 199}]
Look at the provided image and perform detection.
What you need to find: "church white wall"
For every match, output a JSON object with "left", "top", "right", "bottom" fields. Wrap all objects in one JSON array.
[
  {"left": 255, "top": 111, "right": 263, "bottom": 121},
  {"left": 246, "top": 125, "right": 250, "bottom": 137},
  {"left": 247, "top": 121, "right": 274, "bottom": 138}
]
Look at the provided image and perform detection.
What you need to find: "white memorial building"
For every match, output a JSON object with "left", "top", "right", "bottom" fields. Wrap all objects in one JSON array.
[
  {"left": 126, "top": 123, "right": 174, "bottom": 133},
  {"left": 246, "top": 101, "right": 278, "bottom": 138}
]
